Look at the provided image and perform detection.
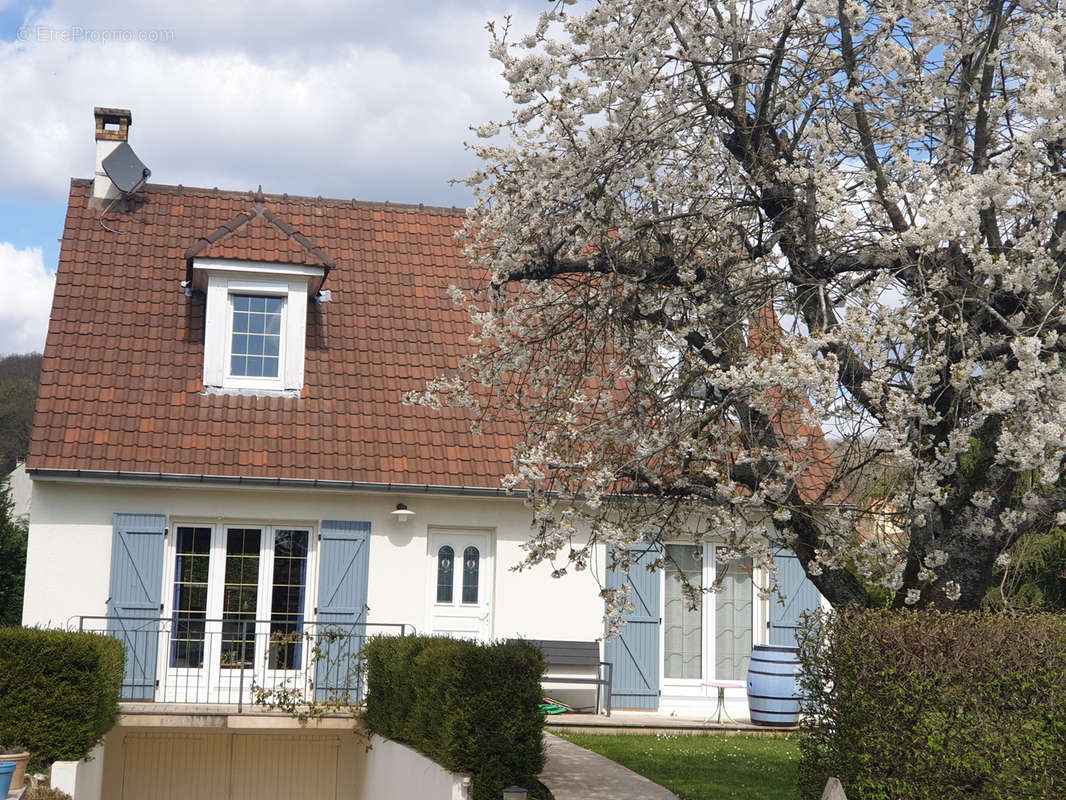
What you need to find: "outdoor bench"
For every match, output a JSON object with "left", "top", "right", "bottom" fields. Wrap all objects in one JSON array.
[{"left": 511, "top": 638, "right": 613, "bottom": 717}]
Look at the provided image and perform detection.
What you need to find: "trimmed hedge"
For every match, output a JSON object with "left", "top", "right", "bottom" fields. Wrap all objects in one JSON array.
[
  {"left": 364, "top": 636, "right": 545, "bottom": 800},
  {"left": 0, "top": 628, "right": 124, "bottom": 769},
  {"left": 797, "top": 610, "right": 1066, "bottom": 800}
]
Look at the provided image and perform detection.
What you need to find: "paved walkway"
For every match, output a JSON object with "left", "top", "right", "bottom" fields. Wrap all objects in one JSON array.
[{"left": 540, "top": 733, "right": 678, "bottom": 800}]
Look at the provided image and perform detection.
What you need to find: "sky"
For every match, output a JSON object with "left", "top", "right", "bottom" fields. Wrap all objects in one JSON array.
[{"left": 0, "top": 0, "right": 545, "bottom": 356}]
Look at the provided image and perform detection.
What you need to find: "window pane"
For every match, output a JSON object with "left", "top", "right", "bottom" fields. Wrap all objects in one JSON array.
[
  {"left": 715, "top": 551, "right": 753, "bottom": 681},
  {"left": 171, "top": 526, "right": 211, "bottom": 669},
  {"left": 221, "top": 528, "right": 260, "bottom": 669},
  {"left": 269, "top": 529, "right": 308, "bottom": 670},
  {"left": 461, "top": 546, "right": 479, "bottom": 604},
  {"left": 230, "top": 295, "right": 282, "bottom": 379},
  {"left": 436, "top": 546, "right": 454, "bottom": 603},
  {"left": 664, "top": 544, "right": 702, "bottom": 679}
]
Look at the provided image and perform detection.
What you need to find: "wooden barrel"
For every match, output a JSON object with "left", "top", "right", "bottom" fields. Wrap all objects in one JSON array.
[{"left": 746, "top": 644, "right": 801, "bottom": 726}]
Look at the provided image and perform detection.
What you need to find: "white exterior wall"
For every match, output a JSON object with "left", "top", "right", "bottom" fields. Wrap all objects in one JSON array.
[
  {"left": 92, "top": 139, "right": 122, "bottom": 200},
  {"left": 50, "top": 744, "right": 104, "bottom": 800},
  {"left": 360, "top": 735, "right": 471, "bottom": 800},
  {"left": 22, "top": 476, "right": 606, "bottom": 642},
  {"left": 6, "top": 462, "right": 32, "bottom": 521}
]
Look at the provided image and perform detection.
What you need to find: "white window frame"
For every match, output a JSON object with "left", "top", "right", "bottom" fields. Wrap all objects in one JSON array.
[
  {"left": 660, "top": 542, "right": 765, "bottom": 694},
  {"left": 194, "top": 258, "right": 324, "bottom": 393},
  {"left": 222, "top": 283, "right": 290, "bottom": 390},
  {"left": 159, "top": 519, "right": 319, "bottom": 701}
]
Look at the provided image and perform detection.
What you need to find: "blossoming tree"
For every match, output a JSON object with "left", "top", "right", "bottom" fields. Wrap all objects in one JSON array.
[{"left": 414, "top": 0, "right": 1066, "bottom": 611}]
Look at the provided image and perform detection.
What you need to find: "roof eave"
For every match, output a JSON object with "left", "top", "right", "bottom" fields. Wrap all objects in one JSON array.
[{"left": 26, "top": 467, "right": 525, "bottom": 498}]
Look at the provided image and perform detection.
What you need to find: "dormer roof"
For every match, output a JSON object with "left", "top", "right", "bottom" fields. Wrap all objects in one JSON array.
[{"left": 184, "top": 198, "right": 336, "bottom": 281}]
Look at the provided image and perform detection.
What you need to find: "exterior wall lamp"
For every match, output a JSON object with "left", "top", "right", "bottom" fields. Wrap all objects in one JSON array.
[{"left": 390, "top": 502, "right": 415, "bottom": 523}]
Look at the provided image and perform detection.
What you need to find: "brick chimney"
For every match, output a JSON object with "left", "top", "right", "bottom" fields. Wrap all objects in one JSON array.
[{"left": 93, "top": 107, "right": 132, "bottom": 200}]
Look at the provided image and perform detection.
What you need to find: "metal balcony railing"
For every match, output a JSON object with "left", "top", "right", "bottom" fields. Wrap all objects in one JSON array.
[{"left": 78, "top": 616, "right": 412, "bottom": 712}]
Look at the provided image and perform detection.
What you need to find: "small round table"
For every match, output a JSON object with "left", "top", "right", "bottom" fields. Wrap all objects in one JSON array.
[{"left": 703, "top": 680, "right": 746, "bottom": 724}]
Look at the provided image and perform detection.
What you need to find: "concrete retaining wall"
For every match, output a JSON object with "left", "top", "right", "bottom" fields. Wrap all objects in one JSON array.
[
  {"left": 360, "top": 735, "right": 471, "bottom": 800},
  {"left": 50, "top": 744, "right": 104, "bottom": 800}
]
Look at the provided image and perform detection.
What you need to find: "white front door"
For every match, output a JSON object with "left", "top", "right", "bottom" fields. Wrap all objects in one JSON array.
[{"left": 427, "top": 530, "right": 493, "bottom": 641}]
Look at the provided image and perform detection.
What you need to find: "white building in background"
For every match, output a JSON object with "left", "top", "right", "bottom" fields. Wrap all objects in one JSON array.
[{"left": 6, "top": 461, "right": 32, "bottom": 521}]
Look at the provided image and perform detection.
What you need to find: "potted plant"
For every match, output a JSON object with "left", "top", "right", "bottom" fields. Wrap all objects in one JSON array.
[{"left": 0, "top": 745, "right": 29, "bottom": 792}]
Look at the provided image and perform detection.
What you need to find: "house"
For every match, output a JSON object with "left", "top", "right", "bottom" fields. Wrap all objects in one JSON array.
[
  {"left": 5, "top": 461, "right": 32, "bottom": 521},
  {"left": 21, "top": 108, "right": 825, "bottom": 799}
]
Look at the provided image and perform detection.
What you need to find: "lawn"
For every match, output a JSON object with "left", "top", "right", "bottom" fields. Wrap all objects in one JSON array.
[{"left": 554, "top": 731, "right": 801, "bottom": 800}]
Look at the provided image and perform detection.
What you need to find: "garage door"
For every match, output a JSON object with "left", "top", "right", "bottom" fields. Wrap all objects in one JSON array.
[{"left": 119, "top": 732, "right": 341, "bottom": 800}]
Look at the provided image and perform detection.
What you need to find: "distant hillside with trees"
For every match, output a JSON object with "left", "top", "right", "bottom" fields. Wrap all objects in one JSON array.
[{"left": 0, "top": 353, "right": 42, "bottom": 477}]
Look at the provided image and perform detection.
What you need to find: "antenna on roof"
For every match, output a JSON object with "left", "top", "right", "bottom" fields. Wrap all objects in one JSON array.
[{"left": 101, "top": 142, "right": 151, "bottom": 196}]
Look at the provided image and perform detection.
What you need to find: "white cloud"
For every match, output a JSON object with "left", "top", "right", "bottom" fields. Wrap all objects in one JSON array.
[
  {"left": 0, "top": 1, "right": 538, "bottom": 205},
  {"left": 0, "top": 243, "right": 54, "bottom": 355},
  {"left": 0, "top": 0, "right": 549, "bottom": 354}
]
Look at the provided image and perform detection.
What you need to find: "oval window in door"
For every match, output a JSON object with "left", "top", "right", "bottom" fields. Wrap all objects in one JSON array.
[
  {"left": 436, "top": 546, "right": 454, "bottom": 603},
  {"left": 462, "top": 546, "right": 480, "bottom": 604}
]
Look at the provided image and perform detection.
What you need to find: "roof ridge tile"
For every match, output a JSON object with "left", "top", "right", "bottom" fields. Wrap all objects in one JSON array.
[{"left": 69, "top": 177, "right": 467, "bottom": 217}]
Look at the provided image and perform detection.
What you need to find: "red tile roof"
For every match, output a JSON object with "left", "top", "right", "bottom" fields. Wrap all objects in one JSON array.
[
  {"left": 28, "top": 180, "right": 518, "bottom": 488},
  {"left": 29, "top": 180, "right": 836, "bottom": 502}
]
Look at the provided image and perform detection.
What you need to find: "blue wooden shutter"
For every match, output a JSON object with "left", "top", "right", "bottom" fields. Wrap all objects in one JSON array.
[
  {"left": 769, "top": 551, "right": 824, "bottom": 646},
  {"left": 107, "top": 513, "right": 166, "bottom": 700},
  {"left": 604, "top": 545, "right": 661, "bottom": 709},
  {"left": 315, "top": 520, "right": 371, "bottom": 702}
]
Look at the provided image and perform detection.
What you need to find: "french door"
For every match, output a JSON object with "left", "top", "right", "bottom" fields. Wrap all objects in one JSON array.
[
  {"left": 662, "top": 544, "right": 754, "bottom": 687},
  {"left": 162, "top": 523, "right": 314, "bottom": 703}
]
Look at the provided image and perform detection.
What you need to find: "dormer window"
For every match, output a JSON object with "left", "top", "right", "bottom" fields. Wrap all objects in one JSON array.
[
  {"left": 192, "top": 260, "right": 325, "bottom": 394},
  {"left": 184, "top": 202, "right": 335, "bottom": 394}
]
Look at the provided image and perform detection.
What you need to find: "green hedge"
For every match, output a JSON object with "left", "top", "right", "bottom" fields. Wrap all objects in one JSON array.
[
  {"left": 0, "top": 628, "right": 124, "bottom": 769},
  {"left": 364, "top": 636, "right": 545, "bottom": 800},
  {"left": 797, "top": 610, "right": 1066, "bottom": 800}
]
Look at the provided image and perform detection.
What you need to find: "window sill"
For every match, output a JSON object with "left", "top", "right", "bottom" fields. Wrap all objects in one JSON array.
[{"left": 203, "top": 386, "right": 302, "bottom": 399}]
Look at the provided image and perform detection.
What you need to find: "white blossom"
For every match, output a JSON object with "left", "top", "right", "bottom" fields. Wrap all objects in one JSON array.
[
  {"left": 924, "top": 550, "right": 949, "bottom": 568},
  {"left": 417, "top": 0, "right": 1066, "bottom": 616}
]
